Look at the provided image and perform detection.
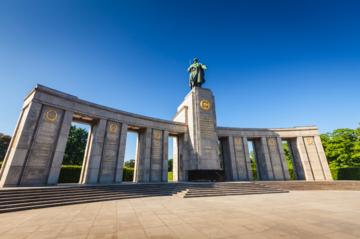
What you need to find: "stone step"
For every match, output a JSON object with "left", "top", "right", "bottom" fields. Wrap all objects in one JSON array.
[
  {"left": 0, "top": 193, "right": 174, "bottom": 213},
  {"left": 0, "top": 191, "right": 177, "bottom": 209},
  {"left": 181, "top": 182, "right": 288, "bottom": 198},
  {"left": 258, "top": 181, "right": 360, "bottom": 191},
  {"left": 184, "top": 191, "right": 287, "bottom": 198},
  {"left": 0, "top": 189, "right": 180, "bottom": 204},
  {"left": 0, "top": 187, "right": 180, "bottom": 199}
]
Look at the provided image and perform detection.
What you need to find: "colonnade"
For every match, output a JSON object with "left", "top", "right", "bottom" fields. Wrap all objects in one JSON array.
[
  {"left": 218, "top": 128, "right": 333, "bottom": 181},
  {"left": 0, "top": 85, "right": 333, "bottom": 187}
]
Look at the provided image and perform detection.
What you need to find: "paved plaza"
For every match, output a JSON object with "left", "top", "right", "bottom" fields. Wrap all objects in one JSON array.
[{"left": 0, "top": 191, "right": 359, "bottom": 239}]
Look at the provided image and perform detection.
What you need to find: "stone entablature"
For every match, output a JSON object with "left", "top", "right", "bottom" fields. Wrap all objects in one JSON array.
[{"left": 0, "top": 85, "right": 332, "bottom": 187}]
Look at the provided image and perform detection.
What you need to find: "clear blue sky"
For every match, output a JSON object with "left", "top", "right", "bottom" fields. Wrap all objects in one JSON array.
[{"left": 1, "top": 0, "right": 360, "bottom": 140}]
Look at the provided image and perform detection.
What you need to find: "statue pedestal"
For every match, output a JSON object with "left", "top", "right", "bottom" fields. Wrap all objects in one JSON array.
[{"left": 174, "top": 87, "right": 222, "bottom": 179}]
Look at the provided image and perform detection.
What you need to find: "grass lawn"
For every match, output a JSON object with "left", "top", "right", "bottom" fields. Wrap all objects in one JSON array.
[{"left": 168, "top": 171, "right": 173, "bottom": 181}]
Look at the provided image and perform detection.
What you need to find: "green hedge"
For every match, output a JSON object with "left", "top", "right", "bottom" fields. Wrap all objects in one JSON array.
[
  {"left": 331, "top": 167, "right": 360, "bottom": 180},
  {"left": 59, "top": 165, "right": 135, "bottom": 183}
]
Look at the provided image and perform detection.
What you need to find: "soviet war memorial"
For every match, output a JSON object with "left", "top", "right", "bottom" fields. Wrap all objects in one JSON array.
[
  {"left": 0, "top": 59, "right": 333, "bottom": 187},
  {"left": 1, "top": 1, "right": 360, "bottom": 239}
]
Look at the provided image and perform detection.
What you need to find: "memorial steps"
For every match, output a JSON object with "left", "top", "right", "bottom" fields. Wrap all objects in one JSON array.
[
  {"left": 2, "top": 182, "right": 359, "bottom": 213},
  {"left": 259, "top": 181, "right": 360, "bottom": 191},
  {"left": 0, "top": 184, "right": 185, "bottom": 213},
  {"left": 181, "top": 182, "right": 288, "bottom": 198},
  {"left": 0, "top": 182, "right": 287, "bottom": 213}
]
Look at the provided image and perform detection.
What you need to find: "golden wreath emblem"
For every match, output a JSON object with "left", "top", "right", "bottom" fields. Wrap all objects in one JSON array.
[
  {"left": 45, "top": 110, "right": 58, "bottom": 122},
  {"left": 268, "top": 138, "right": 276, "bottom": 146},
  {"left": 306, "top": 137, "right": 314, "bottom": 145},
  {"left": 200, "top": 100, "right": 211, "bottom": 111},
  {"left": 154, "top": 130, "right": 161, "bottom": 140},
  {"left": 109, "top": 123, "right": 117, "bottom": 133}
]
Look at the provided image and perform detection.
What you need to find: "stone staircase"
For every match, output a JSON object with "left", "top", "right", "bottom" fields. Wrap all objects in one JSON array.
[
  {"left": 260, "top": 181, "right": 360, "bottom": 191},
  {"left": 0, "top": 182, "right": 288, "bottom": 213},
  {"left": 0, "top": 184, "right": 184, "bottom": 214},
  {"left": 180, "top": 182, "right": 288, "bottom": 198},
  {"left": 5, "top": 181, "right": 359, "bottom": 213}
]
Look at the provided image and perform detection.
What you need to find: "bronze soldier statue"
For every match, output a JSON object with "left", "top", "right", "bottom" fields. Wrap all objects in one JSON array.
[{"left": 188, "top": 58, "right": 207, "bottom": 89}]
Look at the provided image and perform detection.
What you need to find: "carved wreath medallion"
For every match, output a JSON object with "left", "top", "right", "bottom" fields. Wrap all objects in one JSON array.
[
  {"left": 200, "top": 99, "right": 211, "bottom": 111},
  {"left": 109, "top": 123, "right": 117, "bottom": 133},
  {"left": 45, "top": 110, "right": 58, "bottom": 122},
  {"left": 306, "top": 137, "right": 314, "bottom": 145},
  {"left": 268, "top": 138, "right": 276, "bottom": 146}
]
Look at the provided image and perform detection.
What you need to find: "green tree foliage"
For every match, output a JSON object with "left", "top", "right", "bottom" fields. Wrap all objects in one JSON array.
[
  {"left": 282, "top": 142, "right": 296, "bottom": 180},
  {"left": 0, "top": 133, "right": 11, "bottom": 161},
  {"left": 168, "top": 159, "right": 173, "bottom": 172},
  {"left": 249, "top": 151, "right": 258, "bottom": 180},
  {"left": 321, "top": 127, "right": 360, "bottom": 168},
  {"left": 63, "top": 125, "right": 88, "bottom": 165},
  {"left": 124, "top": 159, "right": 135, "bottom": 168}
]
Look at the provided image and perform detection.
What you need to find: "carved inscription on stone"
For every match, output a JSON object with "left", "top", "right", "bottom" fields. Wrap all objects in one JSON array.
[{"left": 199, "top": 115, "right": 216, "bottom": 138}]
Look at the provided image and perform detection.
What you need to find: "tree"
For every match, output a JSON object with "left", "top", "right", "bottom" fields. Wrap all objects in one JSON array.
[
  {"left": 0, "top": 133, "right": 11, "bottom": 161},
  {"left": 249, "top": 151, "right": 258, "bottom": 180},
  {"left": 63, "top": 126, "right": 88, "bottom": 165},
  {"left": 168, "top": 159, "right": 173, "bottom": 172},
  {"left": 282, "top": 142, "right": 296, "bottom": 180},
  {"left": 321, "top": 127, "right": 360, "bottom": 168},
  {"left": 124, "top": 159, "right": 135, "bottom": 168}
]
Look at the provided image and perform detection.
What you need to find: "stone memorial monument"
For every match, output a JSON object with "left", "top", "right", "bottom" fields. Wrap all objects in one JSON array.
[{"left": 0, "top": 59, "right": 332, "bottom": 187}]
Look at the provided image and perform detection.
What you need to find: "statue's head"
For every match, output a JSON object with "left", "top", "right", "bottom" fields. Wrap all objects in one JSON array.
[{"left": 193, "top": 58, "right": 199, "bottom": 63}]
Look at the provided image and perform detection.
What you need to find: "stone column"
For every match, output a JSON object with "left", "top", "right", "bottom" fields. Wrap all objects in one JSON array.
[
  {"left": 233, "top": 136, "right": 252, "bottom": 181},
  {"left": 98, "top": 121, "right": 122, "bottom": 183},
  {"left": 288, "top": 138, "right": 305, "bottom": 180},
  {"left": 254, "top": 137, "right": 274, "bottom": 180},
  {"left": 296, "top": 136, "right": 315, "bottom": 181},
  {"left": 227, "top": 136, "right": 239, "bottom": 180},
  {"left": 0, "top": 102, "right": 43, "bottom": 187},
  {"left": 47, "top": 110, "right": 74, "bottom": 185},
  {"left": 303, "top": 136, "right": 326, "bottom": 181},
  {"left": 219, "top": 137, "right": 236, "bottom": 181},
  {"left": 266, "top": 137, "right": 287, "bottom": 180},
  {"left": 162, "top": 131, "right": 169, "bottom": 182},
  {"left": 314, "top": 135, "right": 333, "bottom": 180},
  {"left": 80, "top": 119, "right": 107, "bottom": 184},
  {"left": 150, "top": 129, "right": 164, "bottom": 182},
  {"left": 134, "top": 128, "right": 151, "bottom": 182},
  {"left": 114, "top": 123, "right": 128, "bottom": 183},
  {"left": 172, "top": 136, "right": 179, "bottom": 182},
  {"left": 19, "top": 106, "right": 65, "bottom": 186},
  {"left": 176, "top": 133, "right": 188, "bottom": 181}
]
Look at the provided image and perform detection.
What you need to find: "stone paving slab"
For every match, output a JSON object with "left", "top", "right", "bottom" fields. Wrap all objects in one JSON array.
[{"left": 0, "top": 191, "right": 359, "bottom": 239}]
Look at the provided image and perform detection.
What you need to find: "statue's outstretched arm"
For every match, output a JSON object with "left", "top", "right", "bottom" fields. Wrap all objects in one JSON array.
[{"left": 201, "top": 64, "right": 207, "bottom": 70}]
